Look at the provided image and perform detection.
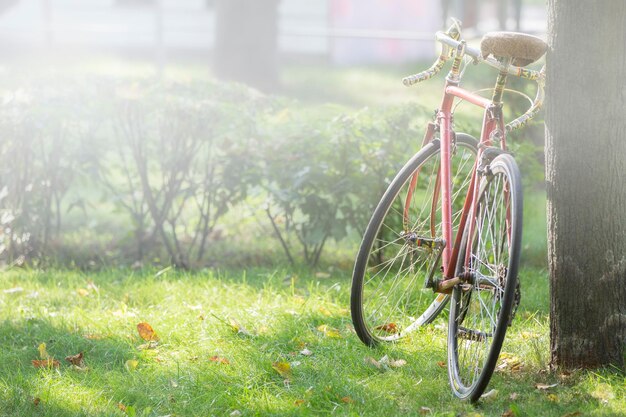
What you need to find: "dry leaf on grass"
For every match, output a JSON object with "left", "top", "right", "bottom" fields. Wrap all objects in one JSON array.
[
  {"left": 32, "top": 359, "right": 60, "bottom": 368},
  {"left": 419, "top": 406, "right": 432, "bottom": 415},
  {"left": 38, "top": 343, "right": 49, "bottom": 359},
  {"left": 497, "top": 353, "right": 523, "bottom": 372},
  {"left": 374, "top": 323, "right": 398, "bottom": 334},
  {"left": 228, "top": 318, "right": 253, "bottom": 336},
  {"left": 209, "top": 356, "right": 230, "bottom": 365},
  {"left": 364, "top": 356, "right": 382, "bottom": 369},
  {"left": 272, "top": 361, "right": 292, "bottom": 379},
  {"left": 33, "top": 397, "right": 41, "bottom": 406},
  {"left": 481, "top": 389, "right": 498, "bottom": 400},
  {"left": 137, "top": 341, "right": 159, "bottom": 350},
  {"left": 125, "top": 359, "right": 139, "bottom": 372},
  {"left": 535, "top": 383, "right": 558, "bottom": 390},
  {"left": 76, "top": 288, "right": 89, "bottom": 297},
  {"left": 340, "top": 396, "right": 354, "bottom": 404},
  {"left": 299, "top": 348, "right": 313, "bottom": 356},
  {"left": 294, "top": 399, "right": 305, "bottom": 406},
  {"left": 547, "top": 393, "right": 559, "bottom": 402},
  {"left": 137, "top": 322, "right": 159, "bottom": 341},
  {"left": 379, "top": 355, "right": 407, "bottom": 368},
  {"left": 318, "top": 306, "right": 332, "bottom": 317},
  {"left": 316, "top": 324, "right": 341, "bottom": 338},
  {"left": 65, "top": 352, "right": 87, "bottom": 370},
  {"left": 502, "top": 410, "right": 515, "bottom": 417}
]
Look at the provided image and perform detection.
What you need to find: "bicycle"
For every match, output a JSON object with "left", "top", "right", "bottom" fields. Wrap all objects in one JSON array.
[{"left": 350, "top": 19, "right": 547, "bottom": 401}]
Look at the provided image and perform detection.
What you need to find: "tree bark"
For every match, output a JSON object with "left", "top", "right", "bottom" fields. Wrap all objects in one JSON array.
[
  {"left": 546, "top": 0, "right": 626, "bottom": 368},
  {"left": 214, "top": 0, "right": 280, "bottom": 91}
]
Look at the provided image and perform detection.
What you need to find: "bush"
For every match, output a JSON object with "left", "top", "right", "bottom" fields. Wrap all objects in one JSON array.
[{"left": 0, "top": 76, "right": 547, "bottom": 269}]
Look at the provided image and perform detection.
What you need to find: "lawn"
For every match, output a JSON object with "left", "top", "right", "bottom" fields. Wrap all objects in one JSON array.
[{"left": 0, "top": 267, "right": 624, "bottom": 417}]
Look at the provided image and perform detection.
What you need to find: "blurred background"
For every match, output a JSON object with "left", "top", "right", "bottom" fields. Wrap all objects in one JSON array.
[{"left": 0, "top": 0, "right": 548, "bottom": 271}]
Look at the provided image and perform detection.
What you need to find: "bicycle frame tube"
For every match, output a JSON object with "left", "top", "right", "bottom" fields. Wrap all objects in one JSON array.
[{"left": 437, "top": 82, "right": 505, "bottom": 279}]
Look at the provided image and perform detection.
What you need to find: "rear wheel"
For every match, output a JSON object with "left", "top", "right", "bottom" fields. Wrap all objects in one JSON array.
[
  {"left": 351, "top": 134, "right": 477, "bottom": 346},
  {"left": 447, "top": 153, "right": 523, "bottom": 401}
]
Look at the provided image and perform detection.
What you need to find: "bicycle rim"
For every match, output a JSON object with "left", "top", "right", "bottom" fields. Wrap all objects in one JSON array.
[
  {"left": 351, "top": 134, "right": 477, "bottom": 346},
  {"left": 448, "top": 154, "right": 522, "bottom": 401}
]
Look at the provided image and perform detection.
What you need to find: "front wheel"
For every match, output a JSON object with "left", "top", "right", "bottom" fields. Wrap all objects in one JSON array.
[
  {"left": 351, "top": 134, "right": 477, "bottom": 346},
  {"left": 447, "top": 153, "right": 523, "bottom": 401}
]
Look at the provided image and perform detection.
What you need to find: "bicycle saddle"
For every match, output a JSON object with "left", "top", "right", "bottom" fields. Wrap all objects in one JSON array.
[{"left": 480, "top": 32, "right": 548, "bottom": 67}]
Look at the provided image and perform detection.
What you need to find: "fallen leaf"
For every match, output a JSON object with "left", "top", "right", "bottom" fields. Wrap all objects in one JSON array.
[
  {"left": 389, "top": 358, "right": 407, "bottom": 368},
  {"left": 83, "top": 333, "right": 104, "bottom": 340},
  {"left": 76, "top": 288, "right": 89, "bottom": 297},
  {"left": 419, "top": 406, "right": 432, "bottom": 415},
  {"left": 33, "top": 397, "right": 41, "bottom": 406},
  {"left": 65, "top": 352, "right": 86, "bottom": 369},
  {"left": 535, "top": 383, "right": 558, "bottom": 390},
  {"left": 294, "top": 399, "right": 305, "bottom": 406},
  {"left": 38, "top": 343, "right": 49, "bottom": 359},
  {"left": 521, "top": 331, "right": 540, "bottom": 339},
  {"left": 229, "top": 318, "right": 253, "bottom": 336},
  {"left": 437, "top": 361, "right": 446, "bottom": 368},
  {"left": 209, "top": 356, "right": 230, "bottom": 365},
  {"left": 272, "top": 361, "right": 292, "bottom": 379},
  {"left": 374, "top": 323, "right": 398, "bottom": 334},
  {"left": 315, "top": 272, "right": 330, "bottom": 279},
  {"left": 509, "top": 392, "right": 519, "bottom": 400},
  {"left": 481, "top": 389, "right": 498, "bottom": 400},
  {"left": 319, "top": 306, "right": 332, "bottom": 317},
  {"left": 32, "top": 359, "right": 60, "bottom": 368},
  {"left": 497, "top": 354, "right": 523, "bottom": 373},
  {"left": 547, "top": 393, "right": 559, "bottom": 402},
  {"left": 125, "top": 359, "right": 139, "bottom": 371},
  {"left": 340, "top": 396, "right": 354, "bottom": 404},
  {"left": 560, "top": 412, "right": 582, "bottom": 417},
  {"left": 230, "top": 411, "right": 242, "bottom": 417},
  {"left": 502, "top": 410, "right": 515, "bottom": 417},
  {"left": 117, "top": 403, "right": 127, "bottom": 412},
  {"left": 364, "top": 356, "right": 381, "bottom": 369},
  {"left": 137, "top": 322, "right": 159, "bottom": 341},
  {"left": 300, "top": 348, "right": 313, "bottom": 356},
  {"left": 137, "top": 340, "right": 159, "bottom": 350},
  {"left": 317, "top": 324, "right": 341, "bottom": 338}
]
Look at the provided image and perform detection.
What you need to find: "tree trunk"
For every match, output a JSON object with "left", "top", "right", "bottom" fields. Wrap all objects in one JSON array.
[
  {"left": 214, "top": 0, "right": 280, "bottom": 91},
  {"left": 546, "top": 0, "right": 626, "bottom": 368}
]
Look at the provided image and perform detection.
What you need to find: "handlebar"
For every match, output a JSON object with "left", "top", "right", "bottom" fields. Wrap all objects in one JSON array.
[{"left": 402, "top": 21, "right": 545, "bottom": 132}]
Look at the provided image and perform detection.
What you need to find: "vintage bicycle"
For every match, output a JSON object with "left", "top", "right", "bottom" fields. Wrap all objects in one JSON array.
[{"left": 350, "top": 19, "right": 547, "bottom": 401}]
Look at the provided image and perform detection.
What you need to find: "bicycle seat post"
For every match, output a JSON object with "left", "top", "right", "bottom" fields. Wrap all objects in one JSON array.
[{"left": 491, "top": 56, "right": 513, "bottom": 105}]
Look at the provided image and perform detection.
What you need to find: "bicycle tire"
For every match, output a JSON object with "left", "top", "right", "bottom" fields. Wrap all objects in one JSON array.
[
  {"left": 447, "top": 153, "right": 523, "bottom": 401},
  {"left": 351, "top": 133, "right": 478, "bottom": 346}
]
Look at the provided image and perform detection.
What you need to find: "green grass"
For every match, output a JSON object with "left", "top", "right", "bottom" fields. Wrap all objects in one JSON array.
[{"left": 0, "top": 267, "right": 624, "bottom": 416}]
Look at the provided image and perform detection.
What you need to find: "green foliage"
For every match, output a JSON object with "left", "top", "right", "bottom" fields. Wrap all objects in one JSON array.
[
  {"left": 0, "top": 74, "right": 547, "bottom": 269},
  {"left": 260, "top": 104, "right": 429, "bottom": 266}
]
